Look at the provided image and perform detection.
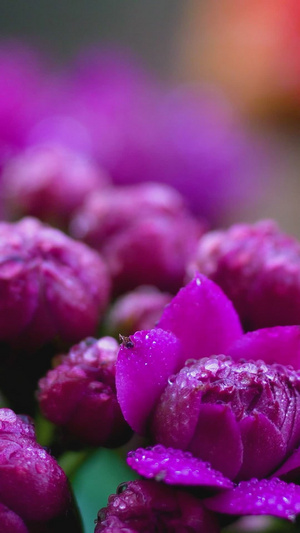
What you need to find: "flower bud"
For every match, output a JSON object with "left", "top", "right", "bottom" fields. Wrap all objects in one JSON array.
[
  {"left": 152, "top": 355, "right": 300, "bottom": 482},
  {"left": 105, "top": 285, "right": 172, "bottom": 337},
  {"left": 95, "top": 480, "right": 219, "bottom": 533},
  {"left": 38, "top": 337, "right": 132, "bottom": 447},
  {"left": 2, "top": 144, "right": 109, "bottom": 226},
  {"left": 0, "top": 217, "right": 110, "bottom": 350},
  {"left": 0, "top": 408, "right": 80, "bottom": 532},
  {"left": 188, "top": 219, "right": 300, "bottom": 331},
  {"left": 71, "top": 182, "right": 203, "bottom": 294}
]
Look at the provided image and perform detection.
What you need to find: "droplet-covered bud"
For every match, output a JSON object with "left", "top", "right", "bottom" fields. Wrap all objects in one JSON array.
[
  {"left": 0, "top": 217, "right": 110, "bottom": 350},
  {"left": 95, "top": 480, "right": 219, "bottom": 533},
  {"left": 38, "top": 337, "right": 132, "bottom": 447},
  {"left": 0, "top": 408, "right": 80, "bottom": 532},
  {"left": 2, "top": 144, "right": 109, "bottom": 226},
  {"left": 152, "top": 355, "right": 300, "bottom": 482},
  {"left": 188, "top": 219, "right": 300, "bottom": 331},
  {"left": 71, "top": 182, "right": 203, "bottom": 294}
]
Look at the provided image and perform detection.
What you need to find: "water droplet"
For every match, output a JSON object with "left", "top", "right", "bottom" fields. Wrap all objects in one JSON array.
[
  {"left": 168, "top": 375, "right": 176, "bottom": 385},
  {"left": 117, "top": 482, "right": 128, "bottom": 494}
]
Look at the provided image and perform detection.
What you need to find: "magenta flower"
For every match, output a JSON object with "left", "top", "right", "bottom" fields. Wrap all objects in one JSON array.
[
  {"left": 105, "top": 285, "right": 172, "bottom": 337},
  {"left": 152, "top": 356, "right": 300, "bottom": 481},
  {"left": 95, "top": 479, "right": 220, "bottom": 533},
  {"left": 116, "top": 273, "right": 300, "bottom": 522},
  {"left": 188, "top": 219, "right": 300, "bottom": 331},
  {"left": 0, "top": 408, "right": 80, "bottom": 532},
  {"left": 0, "top": 217, "right": 110, "bottom": 350},
  {"left": 38, "top": 336, "right": 132, "bottom": 447},
  {"left": 2, "top": 144, "right": 109, "bottom": 226},
  {"left": 71, "top": 182, "right": 203, "bottom": 294}
]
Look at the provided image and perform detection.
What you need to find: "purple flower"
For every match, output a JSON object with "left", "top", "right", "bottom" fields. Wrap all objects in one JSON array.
[
  {"left": 0, "top": 408, "right": 80, "bottom": 532},
  {"left": 2, "top": 144, "right": 109, "bottom": 226},
  {"left": 95, "top": 479, "right": 220, "bottom": 533},
  {"left": 188, "top": 219, "right": 300, "bottom": 331},
  {"left": 0, "top": 217, "right": 110, "bottom": 350},
  {"left": 38, "top": 336, "right": 132, "bottom": 447},
  {"left": 105, "top": 285, "right": 172, "bottom": 337},
  {"left": 71, "top": 182, "right": 203, "bottom": 294},
  {"left": 116, "top": 273, "right": 300, "bottom": 522},
  {"left": 152, "top": 356, "right": 300, "bottom": 481}
]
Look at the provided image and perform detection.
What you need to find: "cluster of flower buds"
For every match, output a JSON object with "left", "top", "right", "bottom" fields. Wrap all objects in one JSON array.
[
  {"left": 71, "top": 182, "right": 204, "bottom": 294},
  {"left": 0, "top": 40, "right": 299, "bottom": 533},
  {"left": 0, "top": 42, "right": 266, "bottom": 224}
]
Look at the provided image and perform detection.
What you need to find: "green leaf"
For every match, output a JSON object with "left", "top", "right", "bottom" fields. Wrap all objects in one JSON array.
[{"left": 72, "top": 447, "right": 138, "bottom": 533}]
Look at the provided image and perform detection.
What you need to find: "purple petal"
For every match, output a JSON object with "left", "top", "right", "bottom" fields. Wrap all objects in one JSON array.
[
  {"left": 204, "top": 478, "right": 300, "bottom": 521},
  {"left": 236, "top": 413, "right": 286, "bottom": 481},
  {"left": 273, "top": 447, "right": 300, "bottom": 482},
  {"left": 127, "top": 445, "right": 233, "bottom": 489},
  {"left": 116, "top": 329, "right": 183, "bottom": 434},
  {"left": 152, "top": 372, "right": 203, "bottom": 450},
  {"left": 189, "top": 404, "right": 243, "bottom": 480},
  {"left": 157, "top": 273, "right": 243, "bottom": 366},
  {"left": 227, "top": 326, "right": 300, "bottom": 368}
]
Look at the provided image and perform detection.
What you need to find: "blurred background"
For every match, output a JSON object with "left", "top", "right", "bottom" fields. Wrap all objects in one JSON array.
[{"left": 1, "top": 0, "right": 300, "bottom": 234}]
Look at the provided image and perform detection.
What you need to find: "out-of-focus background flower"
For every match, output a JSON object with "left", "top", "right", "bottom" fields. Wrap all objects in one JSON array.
[
  {"left": 2, "top": 2, "right": 300, "bottom": 532},
  {"left": 1, "top": 0, "right": 300, "bottom": 235}
]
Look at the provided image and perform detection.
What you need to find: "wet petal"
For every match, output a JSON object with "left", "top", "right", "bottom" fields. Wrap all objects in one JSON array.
[
  {"left": 127, "top": 445, "right": 233, "bottom": 489},
  {"left": 116, "top": 329, "right": 183, "bottom": 434},
  {"left": 273, "top": 447, "right": 300, "bottom": 482},
  {"left": 152, "top": 372, "right": 203, "bottom": 450},
  {"left": 157, "top": 273, "right": 243, "bottom": 365},
  {"left": 227, "top": 326, "right": 300, "bottom": 368},
  {"left": 205, "top": 478, "right": 300, "bottom": 521},
  {"left": 189, "top": 403, "right": 243, "bottom": 480},
  {"left": 236, "top": 413, "right": 286, "bottom": 481}
]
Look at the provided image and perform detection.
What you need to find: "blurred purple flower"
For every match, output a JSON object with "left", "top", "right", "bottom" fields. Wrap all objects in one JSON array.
[
  {"left": 38, "top": 336, "right": 132, "bottom": 447},
  {"left": 2, "top": 144, "right": 109, "bottom": 226},
  {"left": 109, "top": 85, "right": 266, "bottom": 223},
  {"left": 95, "top": 479, "right": 220, "bottom": 533},
  {"left": 188, "top": 219, "right": 300, "bottom": 331},
  {"left": 0, "top": 408, "right": 81, "bottom": 532},
  {"left": 0, "top": 41, "right": 49, "bottom": 160},
  {"left": 60, "top": 48, "right": 267, "bottom": 224},
  {"left": 115, "top": 273, "right": 300, "bottom": 522},
  {"left": 71, "top": 182, "right": 203, "bottom": 295},
  {"left": 105, "top": 285, "right": 172, "bottom": 337},
  {"left": 0, "top": 217, "right": 110, "bottom": 350}
]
